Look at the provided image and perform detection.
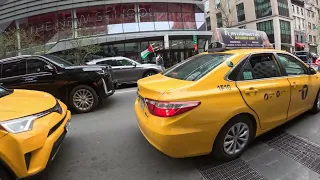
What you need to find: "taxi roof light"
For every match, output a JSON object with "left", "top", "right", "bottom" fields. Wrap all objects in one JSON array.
[{"left": 145, "top": 99, "right": 200, "bottom": 117}]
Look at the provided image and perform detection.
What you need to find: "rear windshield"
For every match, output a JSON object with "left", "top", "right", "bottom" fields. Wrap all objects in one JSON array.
[
  {"left": 295, "top": 52, "right": 308, "bottom": 56},
  {"left": 163, "top": 54, "right": 233, "bottom": 81}
]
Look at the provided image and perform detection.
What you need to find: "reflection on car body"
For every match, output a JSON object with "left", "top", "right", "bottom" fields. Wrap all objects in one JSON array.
[
  {"left": 134, "top": 28, "right": 320, "bottom": 161},
  {"left": 87, "top": 56, "right": 164, "bottom": 86}
]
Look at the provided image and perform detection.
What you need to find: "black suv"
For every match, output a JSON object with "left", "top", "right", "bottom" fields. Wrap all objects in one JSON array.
[{"left": 0, "top": 54, "right": 115, "bottom": 113}]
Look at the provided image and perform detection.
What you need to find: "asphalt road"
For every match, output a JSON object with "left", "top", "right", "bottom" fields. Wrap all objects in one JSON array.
[
  {"left": 38, "top": 85, "right": 320, "bottom": 180},
  {"left": 43, "top": 87, "right": 203, "bottom": 180}
]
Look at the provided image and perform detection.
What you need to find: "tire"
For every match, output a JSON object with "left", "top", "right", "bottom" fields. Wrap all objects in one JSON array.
[
  {"left": 212, "top": 115, "right": 255, "bottom": 161},
  {"left": 310, "top": 89, "right": 320, "bottom": 114},
  {"left": 0, "top": 167, "right": 12, "bottom": 180},
  {"left": 69, "top": 85, "right": 99, "bottom": 113},
  {"left": 143, "top": 70, "right": 157, "bottom": 78}
]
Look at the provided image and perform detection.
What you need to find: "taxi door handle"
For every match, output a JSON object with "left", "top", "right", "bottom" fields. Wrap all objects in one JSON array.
[
  {"left": 245, "top": 88, "right": 258, "bottom": 94},
  {"left": 292, "top": 82, "right": 298, "bottom": 88}
]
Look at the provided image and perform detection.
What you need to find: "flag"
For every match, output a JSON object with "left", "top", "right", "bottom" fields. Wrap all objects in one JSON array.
[{"left": 141, "top": 44, "right": 154, "bottom": 59}]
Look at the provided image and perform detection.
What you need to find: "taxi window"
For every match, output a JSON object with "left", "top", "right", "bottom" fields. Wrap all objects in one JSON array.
[
  {"left": 163, "top": 54, "right": 233, "bottom": 81},
  {"left": 277, "top": 54, "right": 307, "bottom": 75},
  {"left": 238, "top": 54, "right": 281, "bottom": 80}
]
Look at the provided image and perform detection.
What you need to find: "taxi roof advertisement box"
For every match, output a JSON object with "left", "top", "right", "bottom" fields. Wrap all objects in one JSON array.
[{"left": 212, "top": 28, "right": 273, "bottom": 49}]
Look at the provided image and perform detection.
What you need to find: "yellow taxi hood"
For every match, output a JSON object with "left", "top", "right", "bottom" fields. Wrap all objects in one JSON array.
[
  {"left": 0, "top": 89, "right": 56, "bottom": 122},
  {"left": 137, "top": 74, "right": 193, "bottom": 99}
]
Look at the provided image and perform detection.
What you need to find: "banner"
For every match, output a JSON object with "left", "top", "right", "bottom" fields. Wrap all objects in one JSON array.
[{"left": 213, "top": 28, "right": 272, "bottom": 48}]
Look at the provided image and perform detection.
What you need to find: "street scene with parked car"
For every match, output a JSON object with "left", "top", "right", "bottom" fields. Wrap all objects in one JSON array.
[{"left": 1, "top": 0, "right": 320, "bottom": 180}]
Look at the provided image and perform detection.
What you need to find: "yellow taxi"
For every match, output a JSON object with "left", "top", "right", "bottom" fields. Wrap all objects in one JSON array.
[
  {"left": 0, "top": 87, "right": 71, "bottom": 179},
  {"left": 135, "top": 28, "right": 320, "bottom": 160}
]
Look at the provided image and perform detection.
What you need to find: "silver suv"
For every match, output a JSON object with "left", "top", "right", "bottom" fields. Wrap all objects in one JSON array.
[{"left": 87, "top": 57, "right": 164, "bottom": 87}]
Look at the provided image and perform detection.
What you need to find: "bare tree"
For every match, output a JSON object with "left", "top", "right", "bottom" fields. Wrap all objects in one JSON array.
[
  {"left": 66, "top": 38, "right": 102, "bottom": 65},
  {"left": 0, "top": 28, "right": 61, "bottom": 59},
  {"left": 0, "top": 28, "right": 19, "bottom": 58},
  {"left": 216, "top": 0, "right": 236, "bottom": 28}
]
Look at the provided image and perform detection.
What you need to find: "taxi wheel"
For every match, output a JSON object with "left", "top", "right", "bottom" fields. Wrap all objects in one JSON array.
[
  {"left": 69, "top": 85, "right": 99, "bottom": 113},
  {"left": 212, "top": 115, "right": 254, "bottom": 161},
  {"left": 311, "top": 89, "right": 320, "bottom": 114},
  {"left": 0, "top": 167, "right": 12, "bottom": 180}
]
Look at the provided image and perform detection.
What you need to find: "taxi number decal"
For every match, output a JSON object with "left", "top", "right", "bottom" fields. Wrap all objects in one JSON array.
[
  {"left": 264, "top": 90, "right": 285, "bottom": 100},
  {"left": 299, "top": 84, "right": 308, "bottom": 100},
  {"left": 217, "top": 85, "right": 231, "bottom": 91}
]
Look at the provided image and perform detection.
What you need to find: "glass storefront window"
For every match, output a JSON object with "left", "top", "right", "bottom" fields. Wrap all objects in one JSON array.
[
  {"left": 123, "top": 4, "right": 135, "bottom": 23},
  {"left": 139, "top": 4, "right": 153, "bottom": 22},
  {"left": 152, "top": 3, "right": 168, "bottom": 12},
  {"left": 125, "top": 42, "right": 139, "bottom": 52},
  {"left": 185, "top": 39, "right": 193, "bottom": 49},
  {"left": 168, "top": 3, "right": 182, "bottom": 12},
  {"left": 155, "top": 22, "right": 170, "bottom": 31},
  {"left": 171, "top": 40, "right": 185, "bottom": 49},
  {"left": 199, "top": 39, "right": 206, "bottom": 50},
  {"left": 123, "top": 22, "right": 139, "bottom": 33},
  {"left": 195, "top": 13, "right": 205, "bottom": 22},
  {"left": 104, "top": 43, "right": 125, "bottom": 56},
  {"left": 105, "top": 4, "right": 123, "bottom": 24},
  {"left": 2, "top": 2, "right": 207, "bottom": 50},
  {"left": 195, "top": 4, "right": 204, "bottom": 13},
  {"left": 107, "top": 24, "right": 124, "bottom": 34},
  {"left": 57, "top": 10, "right": 73, "bottom": 39},
  {"left": 182, "top": 4, "right": 194, "bottom": 12},
  {"left": 184, "top": 22, "right": 197, "bottom": 30},
  {"left": 76, "top": 6, "right": 107, "bottom": 37},
  {"left": 149, "top": 41, "right": 164, "bottom": 50}
]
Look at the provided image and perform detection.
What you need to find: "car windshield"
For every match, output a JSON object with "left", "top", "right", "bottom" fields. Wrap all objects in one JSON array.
[
  {"left": 0, "top": 87, "right": 12, "bottom": 98},
  {"left": 43, "top": 54, "right": 73, "bottom": 67},
  {"left": 163, "top": 54, "right": 234, "bottom": 81}
]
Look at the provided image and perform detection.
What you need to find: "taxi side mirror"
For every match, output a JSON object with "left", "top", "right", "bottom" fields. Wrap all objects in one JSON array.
[{"left": 309, "top": 67, "right": 317, "bottom": 75}]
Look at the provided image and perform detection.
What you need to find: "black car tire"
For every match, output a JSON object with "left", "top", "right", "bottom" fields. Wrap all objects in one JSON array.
[
  {"left": 143, "top": 70, "right": 157, "bottom": 78},
  {"left": 0, "top": 167, "right": 12, "bottom": 180},
  {"left": 311, "top": 89, "right": 320, "bottom": 114},
  {"left": 212, "top": 115, "right": 254, "bottom": 161},
  {"left": 69, "top": 85, "right": 99, "bottom": 113}
]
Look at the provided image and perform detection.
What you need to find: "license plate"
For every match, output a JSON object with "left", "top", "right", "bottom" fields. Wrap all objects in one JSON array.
[
  {"left": 139, "top": 96, "right": 145, "bottom": 110},
  {"left": 65, "top": 120, "right": 71, "bottom": 132}
]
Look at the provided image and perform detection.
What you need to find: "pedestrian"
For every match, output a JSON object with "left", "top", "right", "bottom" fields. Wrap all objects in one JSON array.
[
  {"left": 156, "top": 54, "right": 164, "bottom": 69},
  {"left": 306, "top": 51, "right": 313, "bottom": 66}
]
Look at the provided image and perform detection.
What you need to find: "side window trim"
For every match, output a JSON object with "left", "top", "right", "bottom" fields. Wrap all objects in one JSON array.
[
  {"left": 26, "top": 57, "right": 50, "bottom": 75},
  {"left": 236, "top": 53, "right": 284, "bottom": 82},
  {"left": 1, "top": 59, "right": 27, "bottom": 79}
]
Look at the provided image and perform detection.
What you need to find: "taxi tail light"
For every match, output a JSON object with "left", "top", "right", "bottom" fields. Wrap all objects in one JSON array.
[{"left": 145, "top": 99, "right": 200, "bottom": 117}]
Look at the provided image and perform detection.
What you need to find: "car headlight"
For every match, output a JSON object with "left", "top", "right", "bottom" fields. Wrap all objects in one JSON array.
[
  {"left": 0, "top": 115, "right": 39, "bottom": 134},
  {"left": 0, "top": 100, "right": 61, "bottom": 134}
]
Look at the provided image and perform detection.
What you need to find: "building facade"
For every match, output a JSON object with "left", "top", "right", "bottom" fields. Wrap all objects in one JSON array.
[
  {"left": 292, "top": 0, "right": 307, "bottom": 51},
  {"left": 209, "top": 0, "right": 320, "bottom": 53},
  {"left": 304, "top": 0, "right": 320, "bottom": 53},
  {"left": 0, "top": 0, "right": 211, "bottom": 67}
]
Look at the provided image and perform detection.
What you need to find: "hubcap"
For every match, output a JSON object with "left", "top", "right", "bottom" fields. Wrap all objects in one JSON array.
[
  {"left": 73, "top": 89, "right": 94, "bottom": 111},
  {"left": 317, "top": 93, "right": 320, "bottom": 109},
  {"left": 223, "top": 122, "right": 249, "bottom": 155}
]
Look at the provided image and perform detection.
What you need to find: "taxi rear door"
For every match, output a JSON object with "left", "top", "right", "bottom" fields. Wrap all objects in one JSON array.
[
  {"left": 276, "top": 53, "right": 319, "bottom": 119},
  {"left": 235, "top": 53, "right": 291, "bottom": 130}
]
